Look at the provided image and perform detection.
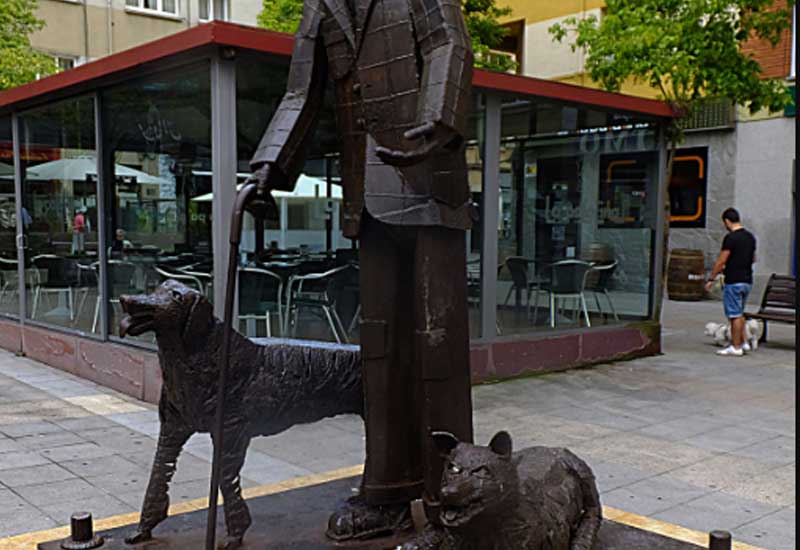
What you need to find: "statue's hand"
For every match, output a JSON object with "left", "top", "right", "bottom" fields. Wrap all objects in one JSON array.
[
  {"left": 249, "top": 163, "right": 274, "bottom": 197},
  {"left": 245, "top": 163, "right": 278, "bottom": 219},
  {"left": 376, "top": 122, "right": 460, "bottom": 167}
]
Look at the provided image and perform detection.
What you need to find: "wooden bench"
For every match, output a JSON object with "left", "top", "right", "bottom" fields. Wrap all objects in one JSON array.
[{"left": 745, "top": 274, "right": 796, "bottom": 343}]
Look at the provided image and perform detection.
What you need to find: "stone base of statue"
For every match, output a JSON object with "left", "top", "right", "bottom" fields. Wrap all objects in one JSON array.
[{"left": 38, "top": 475, "right": 709, "bottom": 550}]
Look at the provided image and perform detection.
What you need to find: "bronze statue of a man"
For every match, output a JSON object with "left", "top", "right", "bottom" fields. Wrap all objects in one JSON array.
[{"left": 250, "top": 0, "right": 475, "bottom": 540}]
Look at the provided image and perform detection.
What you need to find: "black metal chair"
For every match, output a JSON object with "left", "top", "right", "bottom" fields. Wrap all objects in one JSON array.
[
  {"left": 503, "top": 256, "right": 545, "bottom": 321},
  {"left": 92, "top": 260, "right": 137, "bottom": 333},
  {"left": 31, "top": 255, "right": 79, "bottom": 321},
  {"left": 586, "top": 261, "right": 619, "bottom": 321},
  {"left": 284, "top": 264, "right": 354, "bottom": 343},
  {"left": 548, "top": 260, "right": 594, "bottom": 328},
  {"left": 238, "top": 267, "right": 283, "bottom": 337}
]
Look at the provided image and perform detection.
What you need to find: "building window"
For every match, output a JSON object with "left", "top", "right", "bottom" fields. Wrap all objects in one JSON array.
[
  {"left": 199, "top": 0, "right": 227, "bottom": 21},
  {"left": 54, "top": 56, "right": 76, "bottom": 72},
  {"left": 669, "top": 147, "right": 708, "bottom": 229},
  {"left": 125, "top": 0, "right": 178, "bottom": 16}
]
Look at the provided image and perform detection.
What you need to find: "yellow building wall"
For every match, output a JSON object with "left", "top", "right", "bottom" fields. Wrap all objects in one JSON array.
[
  {"left": 499, "top": 0, "right": 662, "bottom": 99},
  {"left": 500, "top": 0, "right": 606, "bottom": 24}
]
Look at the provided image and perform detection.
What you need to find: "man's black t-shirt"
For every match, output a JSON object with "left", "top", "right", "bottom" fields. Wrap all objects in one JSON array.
[{"left": 722, "top": 228, "right": 756, "bottom": 284}]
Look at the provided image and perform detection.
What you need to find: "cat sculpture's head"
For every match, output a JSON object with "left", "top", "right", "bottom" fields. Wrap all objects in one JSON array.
[{"left": 432, "top": 431, "right": 520, "bottom": 530}]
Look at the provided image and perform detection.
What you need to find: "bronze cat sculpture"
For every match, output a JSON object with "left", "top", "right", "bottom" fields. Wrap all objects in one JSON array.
[
  {"left": 402, "top": 431, "right": 601, "bottom": 550},
  {"left": 118, "top": 280, "right": 362, "bottom": 549}
]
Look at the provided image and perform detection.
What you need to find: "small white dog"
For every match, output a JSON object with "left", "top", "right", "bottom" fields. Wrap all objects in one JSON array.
[{"left": 704, "top": 319, "right": 763, "bottom": 351}]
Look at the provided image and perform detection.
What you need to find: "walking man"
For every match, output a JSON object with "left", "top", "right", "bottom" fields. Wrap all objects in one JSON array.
[
  {"left": 250, "top": 0, "right": 475, "bottom": 543},
  {"left": 705, "top": 208, "right": 757, "bottom": 356}
]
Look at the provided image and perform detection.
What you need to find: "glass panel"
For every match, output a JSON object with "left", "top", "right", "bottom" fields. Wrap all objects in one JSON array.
[
  {"left": 20, "top": 96, "right": 97, "bottom": 333},
  {"left": 465, "top": 93, "right": 484, "bottom": 339},
  {"left": 669, "top": 147, "right": 707, "bottom": 228},
  {"left": 162, "top": 0, "right": 176, "bottom": 14},
  {"left": 101, "top": 63, "right": 212, "bottom": 343},
  {"left": 144, "top": 0, "right": 157, "bottom": 10},
  {"left": 496, "top": 99, "right": 660, "bottom": 335},
  {"left": 126, "top": 0, "right": 138, "bottom": 6},
  {"left": 199, "top": 0, "right": 210, "bottom": 20},
  {"left": 0, "top": 117, "right": 18, "bottom": 317}
]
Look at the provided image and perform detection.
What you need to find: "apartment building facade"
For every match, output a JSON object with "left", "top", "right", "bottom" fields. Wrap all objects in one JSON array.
[
  {"left": 499, "top": 0, "right": 796, "bottom": 293},
  {"left": 30, "top": 0, "right": 263, "bottom": 68}
]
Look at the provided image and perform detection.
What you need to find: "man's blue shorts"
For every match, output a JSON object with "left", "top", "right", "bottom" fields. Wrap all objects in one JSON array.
[{"left": 723, "top": 283, "right": 752, "bottom": 319}]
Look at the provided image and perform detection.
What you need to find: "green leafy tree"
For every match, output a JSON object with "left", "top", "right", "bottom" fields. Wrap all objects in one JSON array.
[
  {"left": 550, "top": 0, "right": 794, "bottom": 319},
  {"left": 0, "top": 0, "right": 53, "bottom": 91},
  {"left": 257, "top": 0, "right": 517, "bottom": 72}
]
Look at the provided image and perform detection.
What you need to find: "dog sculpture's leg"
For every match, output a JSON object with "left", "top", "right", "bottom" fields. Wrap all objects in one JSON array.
[
  {"left": 125, "top": 423, "right": 192, "bottom": 544},
  {"left": 213, "top": 423, "right": 252, "bottom": 550}
]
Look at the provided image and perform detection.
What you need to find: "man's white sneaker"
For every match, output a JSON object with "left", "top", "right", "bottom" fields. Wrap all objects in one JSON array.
[
  {"left": 717, "top": 346, "right": 743, "bottom": 356},
  {"left": 742, "top": 342, "right": 751, "bottom": 352}
]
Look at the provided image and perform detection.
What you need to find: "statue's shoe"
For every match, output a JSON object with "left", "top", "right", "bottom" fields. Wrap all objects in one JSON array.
[{"left": 326, "top": 495, "right": 413, "bottom": 541}]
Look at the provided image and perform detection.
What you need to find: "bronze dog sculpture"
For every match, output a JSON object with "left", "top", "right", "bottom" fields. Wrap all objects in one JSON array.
[
  {"left": 119, "top": 280, "right": 362, "bottom": 549},
  {"left": 401, "top": 431, "right": 601, "bottom": 550}
]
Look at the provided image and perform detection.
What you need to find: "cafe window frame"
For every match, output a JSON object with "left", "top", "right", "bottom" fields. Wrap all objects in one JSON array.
[{"left": 668, "top": 147, "right": 708, "bottom": 229}]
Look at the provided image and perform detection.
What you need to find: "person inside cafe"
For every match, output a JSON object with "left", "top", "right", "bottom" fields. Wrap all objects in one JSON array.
[{"left": 111, "top": 228, "right": 133, "bottom": 253}]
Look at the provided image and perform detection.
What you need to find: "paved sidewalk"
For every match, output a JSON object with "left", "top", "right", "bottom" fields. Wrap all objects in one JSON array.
[{"left": 0, "top": 299, "right": 794, "bottom": 548}]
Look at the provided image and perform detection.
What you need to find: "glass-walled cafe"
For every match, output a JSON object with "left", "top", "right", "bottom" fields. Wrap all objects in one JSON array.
[{"left": 0, "top": 23, "right": 673, "bottom": 394}]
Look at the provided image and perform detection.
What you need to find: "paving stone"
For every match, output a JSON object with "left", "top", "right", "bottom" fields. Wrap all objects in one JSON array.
[
  {"left": 668, "top": 454, "right": 775, "bottom": 492},
  {"left": 636, "top": 415, "right": 732, "bottom": 441},
  {"left": 587, "top": 460, "right": 654, "bottom": 493},
  {"left": 0, "top": 421, "right": 63, "bottom": 438},
  {"left": 652, "top": 491, "right": 779, "bottom": 535},
  {"left": 59, "top": 454, "right": 145, "bottom": 478},
  {"left": 0, "top": 504, "right": 58, "bottom": 538},
  {"left": 14, "top": 477, "right": 107, "bottom": 506},
  {"left": 39, "top": 441, "right": 117, "bottom": 462},
  {"left": 0, "top": 450, "right": 50, "bottom": 470},
  {"left": 683, "top": 424, "right": 777, "bottom": 453},
  {"left": 602, "top": 475, "right": 711, "bottom": 516},
  {"left": 0, "top": 462, "right": 76, "bottom": 488},
  {"left": 720, "top": 463, "right": 796, "bottom": 507},
  {"left": 729, "top": 436, "right": 796, "bottom": 466},
  {"left": 735, "top": 507, "right": 796, "bottom": 550},
  {"left": 40, "top": 493, "right": 136, "bottom": 524},
  {"left": 15, "top": 430, "right": 87, "bottom": 451},
  {"left": 51, "top": 416, "right": 119, "bottom": 431}
]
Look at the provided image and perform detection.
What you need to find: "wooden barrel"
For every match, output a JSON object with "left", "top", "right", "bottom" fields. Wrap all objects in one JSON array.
[
  {"left": 585, "top": 243, "right": 614, "bottom": 287},
  {"left": 668, "top": 249, "right": 705, "bottom": 301}
]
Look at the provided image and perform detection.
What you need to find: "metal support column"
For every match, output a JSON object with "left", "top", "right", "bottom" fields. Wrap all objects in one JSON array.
[
  {"left": 479, "top": 94, "right": 501, "bottom": 339},
  {"left": 94, "top": 92, "right": 109, "bottom": 339},
  {"left": 12, "top": 114, "right": 26, "bottom": 341},
  {"left": 211, "top": 51, "right": 238, "bottom": 320},
  {"left": 651, "top": 124, "right": 668, "bottom": 320}
]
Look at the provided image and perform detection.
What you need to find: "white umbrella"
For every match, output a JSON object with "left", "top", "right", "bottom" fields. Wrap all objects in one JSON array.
[
  {"left": 26, "top": 157, "right": 170, "bottom": 185},
  {"left": 191, "top": 174, "right": 342, "bottom": 202},
  {"left": 0, "top": 162, "right": 13, "bottom": 177}
]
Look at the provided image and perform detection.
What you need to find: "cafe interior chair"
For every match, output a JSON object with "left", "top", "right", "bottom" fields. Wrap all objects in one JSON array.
[
  {"left": 284, "top": 264, "right": 353, "bottom": 344},
  {"left": 0, "top": 257, "right": 19, "bottom": 305},
  {"left": 504, "top": 256, "right": 546, "bottom": 322},
  {"left": 30, "top": 254, "right": 78, "bottom": 321},
  {"left": 84, "top": 260, "right": 137, "bottom": 333},
  {"left": 586, "top": 261, "right": 619, "bottom": 321},
  {"left": 238, "top": 267, "right": 283, "bottom": 338},
  {"left": 548, "top": 260, "right": 593, "bottom": 328},
  {"left": 154, "top": 265, "right": 207, "bottom": 295}
]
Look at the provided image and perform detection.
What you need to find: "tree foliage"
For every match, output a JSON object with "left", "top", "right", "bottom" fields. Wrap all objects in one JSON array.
[
  {"left": 0, "top": 0, "right": 53, "bottom": 91},
  {"left": 258, "top": 0, "right": 517, "bottom": 72},
  {"left": 549, "top": 0, "right": 793, "bottom": 116}
]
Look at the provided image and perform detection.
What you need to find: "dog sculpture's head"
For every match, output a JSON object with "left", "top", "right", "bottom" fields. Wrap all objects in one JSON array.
[
  {"left": 119, "top": 280, "right": 214, "bottom": 341},
  {"left": 432, "top": 431, "right": 520, "bottom": 530}
]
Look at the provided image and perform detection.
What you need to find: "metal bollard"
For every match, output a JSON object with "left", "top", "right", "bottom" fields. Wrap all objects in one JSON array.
[
  {"left": 709, "top": 530, "right": 732, "bottom": 550},
  {"left": 61, "top": 512, "right": 104, "bottom": 549}
]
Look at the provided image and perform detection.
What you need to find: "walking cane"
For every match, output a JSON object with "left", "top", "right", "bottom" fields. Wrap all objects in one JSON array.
[{"left": 205, "top": 178, "right": 275, "bottom": 550}]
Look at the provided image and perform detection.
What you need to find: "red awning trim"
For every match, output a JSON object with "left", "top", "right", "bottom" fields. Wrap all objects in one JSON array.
[{"left": 0, "top": 21, "right": 675, "bottom": 118}]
